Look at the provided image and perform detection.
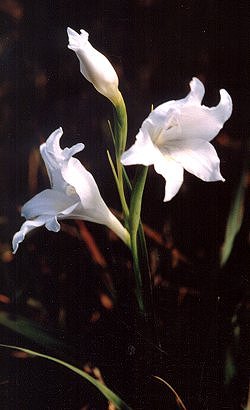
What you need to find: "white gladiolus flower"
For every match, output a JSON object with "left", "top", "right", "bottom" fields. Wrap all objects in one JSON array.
[
  {"left": 67, "top": 27, "right": 120, "bottom": 105},
  {"left": 12, "top": 128, "right": 130, "bottom": 253},
  {"left": 121, "top": 77, "right": 232, "bottom": 201}
]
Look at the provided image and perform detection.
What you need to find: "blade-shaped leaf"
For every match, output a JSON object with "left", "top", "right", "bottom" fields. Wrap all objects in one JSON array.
[
  {"left": 220, "top": 170, "right": 247, "bottom": 267},
  {"left": 224, "top": 348, "right": 236, "bottom": 385},
  {"left": 0, "top": 311, "right": 66, "bottom": 352},
  {"left": 129, "top": 166, "right": 148, "bottom": 312},
  {"left": 0, "top": 344, "right": 132, "bottom": 410},
  {"left": 153, "top": 375, "right": 187, "bottom": 410}
]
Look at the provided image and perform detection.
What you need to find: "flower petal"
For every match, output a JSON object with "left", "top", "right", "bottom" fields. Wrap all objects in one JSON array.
[
  {"left": 13, "top": 189, "right": 84, "bottom": 253},
  {"left": 61, "top": 156, "right": 130, "bottom": 245},
  {"left": 42, "top": 127, "right": 84, "bottom": 162},
  {"left": 169, "top": 141, "right": 224, "bottom": 182},
  {"left": 41, "top": 127, "right": 64, "bottom": 162},
  {"left": 185, "top": 77, "right": 205, "bottom": 104},
  {"left": 121, "top": 129, "right": 159, "bottom": 166},
  {"left": 61, "top": 157, "right": 111, "bottom": 223},
  {"left": 203, "top": 89, "right": 232, "bottom": 125},
  {"left": 21, "top": 189, "right": 78, "bottom": 219},
  {"left": 143, "top": 79, "right": 231, "bottom": 146},
  {"left": 153, "top": 151, "right": 184, "bottom": 201},
  {"left": 40, "top": 128, "right": 65, "bottom": 189},
  {"left": 172, "top": 103, "right": 226, "bottom": 143},
  {"left": 67, "top": 27, "right": 89, "bottom": 52},
  {"left": 176, "top": 88, "right": 232, "bottom": 143},
  {"left": 40, "top": 128, "right": 84, "bottom": 191},
  {"left": 12, "top": 216, "right": 48, "bottom": 254},
  {"left": 143, "top": 107, "right": 181, "bottom": 144},
  {"left": 63, "top": 143, "right": 84, "bottom": 161},
  {"left": 148, "top": 77, "right": 205, "bottom": 130},
  {"left": 45, "top": 216, "right": 60, "bottom": 232}
]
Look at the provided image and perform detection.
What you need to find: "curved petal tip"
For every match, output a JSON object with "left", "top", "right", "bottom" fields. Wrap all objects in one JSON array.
[
  {"left": 48, "top": 127, "right": 63, "bottom": 141},
  {"left": 12, "top": 231, "right": 24, "bottom": 254},
  {"left": 43, "top": 127, "right": 63, "bottom": 155},
  {"left": 218, "top": 89, "right": 233, "bottom": 122},
  {"left": 189, "top": 77, "right": 205, "bottom": 102}
]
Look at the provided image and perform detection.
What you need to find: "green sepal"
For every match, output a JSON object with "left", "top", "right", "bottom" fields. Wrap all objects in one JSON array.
[{"left": 113, "top": 94, "right": 128, "bottom": 157}]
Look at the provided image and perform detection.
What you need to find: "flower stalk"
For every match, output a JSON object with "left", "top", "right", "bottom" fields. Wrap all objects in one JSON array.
[
  {"left": 112, "top": 94, "right": 129, "bottom": 221},
  {"left": 67, "top": 25, "right": 149, "bottom": 311},
  {"left": 129, "top": 166, "right": 149, "bottom": 313},
  {"left": 110, "top": 92, "right": 152, "bottom": 313}
]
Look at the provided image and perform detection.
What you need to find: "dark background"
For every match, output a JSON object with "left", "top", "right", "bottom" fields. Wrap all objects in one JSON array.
[{"left": 0, "top": 1, "right": 249, "bottom": 409}]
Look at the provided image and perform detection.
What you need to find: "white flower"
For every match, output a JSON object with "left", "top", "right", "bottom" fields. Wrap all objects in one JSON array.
[
  {"left": 121, "top": 77, "right": 232, "bottom": 201},
  {"left": 12, "top": 128, "right": 130, "bottom": 253},
  {"left": 67, "top": 27, "right": 120, "bottom": 105}
]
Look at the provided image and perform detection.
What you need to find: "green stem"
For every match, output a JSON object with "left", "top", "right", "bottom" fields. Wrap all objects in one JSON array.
[
  {"left": 113, "top": 92, "right": 128, "bottom": 155},
  {"left": 117, "top": 162, "right": 129, "bottom": 220},
  {"left": 129, "top": 166, "right": 148, "bottom": 312},
  {"left": 113, "top": 93, "right": 130, "bottom": 221},
  {"left": 130, "top": 232, "right": 144, "bottom": 312},
  {"left": 107, "top": 150, "right": 129, "bottom": 221},
  {"left": 138, "top": 221, "right": 151, "bottom": 297},
  {"left": 111, "top": 94, "right": 152, "bottom": 315}
]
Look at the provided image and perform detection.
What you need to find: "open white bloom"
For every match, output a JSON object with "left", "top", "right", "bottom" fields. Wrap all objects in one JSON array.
[
  {"left": 67, "top": 27, "right": 120, "bottom": 105},
  {"left": 12, "top": 128, "right": 130, "bottom": 253},
  {"left": 121, "top": 77, "right": 232, "bottom": 201}
]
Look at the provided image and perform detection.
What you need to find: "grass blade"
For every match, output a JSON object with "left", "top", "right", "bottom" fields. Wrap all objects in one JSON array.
[
  {"left": 220, "top": 170, "right": 247, "bottom": 267},
  {"left": 0, "top": 311, "right": 66, "bottom": 353},
  {"left": 0, "top": 344, "right": 132, "bottom": 410},
  {"left": 153, "top": 375, "right": 187, "bottom": 410}
]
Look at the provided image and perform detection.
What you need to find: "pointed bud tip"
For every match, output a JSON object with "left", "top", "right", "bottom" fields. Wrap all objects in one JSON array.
[
  {"left": 67, "top": 27, "right": 76, "bottom": 36},
  {"left": 80, "top": 28, "right": 89, "bottom": 37}
]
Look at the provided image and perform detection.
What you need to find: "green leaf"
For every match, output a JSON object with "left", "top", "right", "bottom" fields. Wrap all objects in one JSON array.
[
  {"left": 224, "top": 348, "right": 236, "bottom": 385},
  {"left": 129, "top": 166, "right": 148, "bottom": 312},
  {"left": 129, "top": 166, "right": 148, "bottom": 238},
  {"left": 107, "top": 149, "right": 119, "bottom": 186},
  {"left": 0, "top": 344, "right": 132, "bottom": 410},
  {"left": 0, "top": 311, "right": 66, "bottom": 353},
  {"left": 110, "top": 94, "right": 130, "bottom": 220},
  {"left": 113, "top": 95, "right": 128, "bottom": 156},
  {"left": 220, "top": 170, "right": 247, "bottom": 267}
]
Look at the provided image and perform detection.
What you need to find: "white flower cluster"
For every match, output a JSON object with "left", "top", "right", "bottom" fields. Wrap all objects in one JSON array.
[{"left": 13, "top": 28, "right": 232, "bottom": 253}]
